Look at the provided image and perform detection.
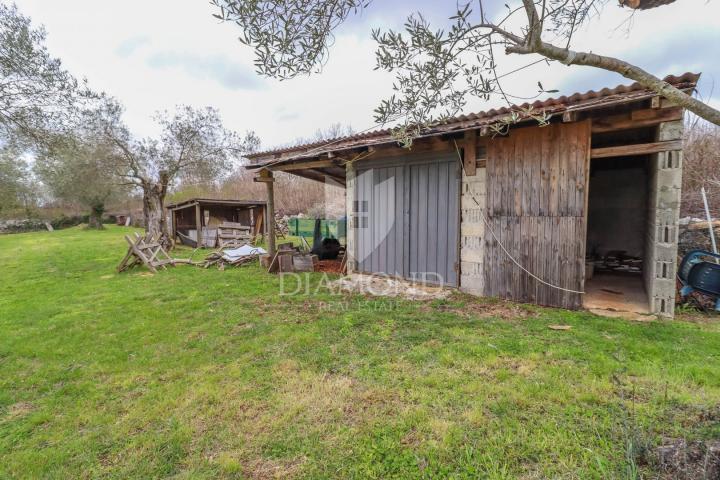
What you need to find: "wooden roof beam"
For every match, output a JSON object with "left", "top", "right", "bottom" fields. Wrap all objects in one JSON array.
[
  {"left": 591, "top": 139, "right": 682, "bottom": 158},
  {"left": 591, "top": 107, "right": 683, "bottom": 133},
  {"left": 270, "top": 158, "right": 336, "bottom": 172}
]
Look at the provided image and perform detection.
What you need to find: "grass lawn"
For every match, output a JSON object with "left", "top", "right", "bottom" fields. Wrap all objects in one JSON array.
[{"left": 1, "top": 226, "right": 719, "bottom": 479}]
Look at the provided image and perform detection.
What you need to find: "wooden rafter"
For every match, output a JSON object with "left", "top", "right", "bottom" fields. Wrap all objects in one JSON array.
[
  {"left": 590, "top": 139, "right": 682, "bottom": 159},
  {"left": 591, "top": 107, "right": 683, "bottom": 133}
]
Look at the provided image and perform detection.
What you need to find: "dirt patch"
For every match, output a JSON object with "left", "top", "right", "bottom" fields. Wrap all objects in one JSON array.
[
  {"left": 243, "top": 456, "right": 306, "bottom": 480},
  {"left": 331, "top": 274, "right": 450, "bottom": 301},
  {"left": 588, "top": 308, "right": 657, "bottom": 322},
  {"left": 429, "top": 295, "right": 536, "bottom": 320},
  {"left": 315, "top": 259, "right": 343, "bottom": 274}
]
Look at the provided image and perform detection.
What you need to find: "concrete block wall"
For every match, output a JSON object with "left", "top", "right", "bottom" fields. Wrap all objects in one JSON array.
[
  {"left": 460, "top": 167, "right": 486, "bottom": 295},
  {"left": 643, "top": 120, "right": 683, "bottom": 317},
  {"left": 345, "top": 161, "right": 357, "bottom": 273}
]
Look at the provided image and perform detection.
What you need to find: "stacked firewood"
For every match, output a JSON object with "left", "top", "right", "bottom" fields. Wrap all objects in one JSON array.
[{"left": 275, "top": 214, "right": 290, "bottom": 237}]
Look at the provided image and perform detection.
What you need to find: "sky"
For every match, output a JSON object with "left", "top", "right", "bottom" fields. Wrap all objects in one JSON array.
[{"left": 13, "top": 0, "right": 720, "bottom": 150}]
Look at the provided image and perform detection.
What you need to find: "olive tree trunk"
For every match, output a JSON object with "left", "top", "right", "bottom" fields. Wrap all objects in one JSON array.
[
  {"left": 87, "top": 202, "right": 105, "bottom": 230},
  {"left": 143, "top": 180, "right": 171, "bottom": 247}
]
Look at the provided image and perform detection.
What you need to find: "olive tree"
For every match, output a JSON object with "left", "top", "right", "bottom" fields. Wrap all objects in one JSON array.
[
  {"left": 211, "top": 0, "right": 719, "bottom": 141},
  {"left": 100, "top": 102, "right": 259, "bottom": 244},
  {"left": 0, "top": 2, "right": 91, "bottom": 146},
  {"left": 34, "top": 131, "right": 120, "bottom": 229},
  {"left": 0, "top": 146, "right": 39, "bottom": 217}
]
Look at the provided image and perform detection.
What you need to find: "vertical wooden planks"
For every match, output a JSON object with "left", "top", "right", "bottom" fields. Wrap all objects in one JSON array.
[{"left": 483, "top": 121, "right": 589, "bottom": 308}]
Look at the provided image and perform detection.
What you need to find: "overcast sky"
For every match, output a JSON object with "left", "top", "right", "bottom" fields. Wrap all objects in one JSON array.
[{"left": 14, "top": 0, "right": 720, "bottom": 150}]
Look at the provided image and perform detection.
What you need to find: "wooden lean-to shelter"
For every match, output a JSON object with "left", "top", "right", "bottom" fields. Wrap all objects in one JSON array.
[
  {"left": 247, "top": 73, "right": 698, "bottom": 317},
  {"left": 166, "top": 198, "right": 267, "bottom": 248}
]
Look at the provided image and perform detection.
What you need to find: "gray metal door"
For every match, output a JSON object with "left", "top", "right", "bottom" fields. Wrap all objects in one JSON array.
[{"left": 354, "top": 151, "right": 460, "bottom": 286}]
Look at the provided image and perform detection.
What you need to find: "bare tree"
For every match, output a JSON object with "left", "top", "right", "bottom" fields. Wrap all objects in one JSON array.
[
  {"left": 682, "top": 121, "right": 720, "bottom": 218},
  {"left": 0, "top": 2, "right": 91, "bottom": 146},
  {"left": 99, "top": 101, "right": 259, "bottom": 244},
  {"left": 284, "top": 122, "right": 354, "bottom": 147},
  {"left": 211, "top": 0, "right": 719, "bottom": 141}
]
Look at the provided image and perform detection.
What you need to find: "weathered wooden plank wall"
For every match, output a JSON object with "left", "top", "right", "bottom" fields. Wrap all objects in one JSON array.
[{"left": 483, "top": 121, "right": 590, "bottom": 308}]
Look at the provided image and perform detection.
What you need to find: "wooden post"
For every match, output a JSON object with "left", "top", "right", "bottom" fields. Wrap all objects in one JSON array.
[
  {"left": 171, "top": 209, "right": 177, "bottom": 243},
  {"left": 463, "top": 130, "right": 477, "bottom": 176},
  {"left": 254, "top": 170, "right": 276, "bottom": 256},
  {"left": 195, "top": 203, "right": 202, "bottom": 248}
]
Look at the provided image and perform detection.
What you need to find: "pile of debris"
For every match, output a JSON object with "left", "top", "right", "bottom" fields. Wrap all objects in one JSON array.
[
  {"left": 118, "top": 233, "right": 267, "bottom": 273},
  {"left": 201, "top": 245, "right": 267, "bottom": 270},
  {"left": 264, "top": 242, "right": 318, "bottom": 273},
  {"left": 263, "top": 241, "right": 346, "bottom": 274},
  {"left": 678, "top": 217, "right": 720, "bottom": 257},
  {"left": 587, "top": 250, "right": 643, "bottom": 276}
]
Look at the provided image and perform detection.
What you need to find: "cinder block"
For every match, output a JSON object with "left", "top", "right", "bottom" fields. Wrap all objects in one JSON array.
[
  {"left": 651, "top": 294, "right": 676, "bottom": 317},
  {"left": 460, "top": 275, "right": 484, "bottom": 295},
  {"left": 654, "top": 261, "right": 675, "bottom": 280},
  {"left": 656, "top": 187, "right": 681, "bottom": 210},
  {"left": 462, "top": 181, "right": 485, "bottom": 192},
  {"left": 656, "top": 121, "right": 683, "bottom": 141},
  {"left": 461, "top": 261, "right": 484, "bottom": 276},
  {"left": 462, "top": 207, "right": 485, "bottom": 224},
  {"left": 461, "top": 236, "right": 484, "bottom": 263},
  {"left": 653, "top": 243, "right": 677, "bottom": 261},
  {"left": 461, "top": 223, "right": 484, "bottom": 236},
  {"left": 653, "top": 278, "right": 677, "bottom": 295},
  {"left": 656, "top": 169, "right": 682, "bottom": 188}
]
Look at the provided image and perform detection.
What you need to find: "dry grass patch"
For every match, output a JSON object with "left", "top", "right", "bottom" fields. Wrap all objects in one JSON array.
[{"left": 2, "top": 402, "right": 33, "bottom": 421}]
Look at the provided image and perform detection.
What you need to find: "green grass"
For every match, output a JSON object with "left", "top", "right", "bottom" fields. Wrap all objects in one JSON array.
[{"left": 1, "top": 226, "right": 719, "bottom": 479}]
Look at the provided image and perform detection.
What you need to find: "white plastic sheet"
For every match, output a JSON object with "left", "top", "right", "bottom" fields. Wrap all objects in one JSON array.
[{"left": 221, "top": 245, "right": 267, "bottom": 261}]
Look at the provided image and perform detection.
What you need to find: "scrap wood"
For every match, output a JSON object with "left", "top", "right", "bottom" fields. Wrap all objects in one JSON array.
[
  {"left": 118, "top": 234, "right": 206, "bottom": 273},
  {"left": 200, "top": 245, "right": 264, "bottom": 269},
  {"left": 217, "top": 222, "right": 254, "bottom": 249},
  {"left": 267, "top": 250, "right": 281, "bottom": 273},
  {"left": 118, "top": 233, "right": 177, "bottom": 274}
]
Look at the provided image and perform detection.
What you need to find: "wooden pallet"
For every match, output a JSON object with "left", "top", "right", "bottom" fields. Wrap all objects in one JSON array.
[{"left": 216, "top": 222, "right": 253, "bottom": 248}]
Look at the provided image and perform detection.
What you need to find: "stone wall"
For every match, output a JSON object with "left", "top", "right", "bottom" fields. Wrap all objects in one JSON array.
[
  {"left": 644, "top": 120, "right": 683, "bottom": 317},
  {"left": 459, "top": 167, "right": 486, "bottom": 295}
]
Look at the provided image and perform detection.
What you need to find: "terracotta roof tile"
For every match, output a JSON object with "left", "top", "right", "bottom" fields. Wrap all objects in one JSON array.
[{"left": 248, "top": 72, "right": 699, "bottom": 163}]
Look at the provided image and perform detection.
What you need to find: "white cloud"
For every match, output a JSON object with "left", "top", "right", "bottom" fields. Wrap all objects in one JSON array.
[
  {"left": 114, "top": 35, "right": 151, "bottom": 58},
  {"left": 12, "top": 0, "right": 720, "bottom": 150}
]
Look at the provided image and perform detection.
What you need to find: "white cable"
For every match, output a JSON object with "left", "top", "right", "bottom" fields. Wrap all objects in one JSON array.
[{"left": 452, "top": 140, "right": 585, "bottom": 295}]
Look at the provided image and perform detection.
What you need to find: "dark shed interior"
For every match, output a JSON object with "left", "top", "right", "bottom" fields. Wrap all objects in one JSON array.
[{"left": 167, "top": 199, "right": 267, "bottom": 248}]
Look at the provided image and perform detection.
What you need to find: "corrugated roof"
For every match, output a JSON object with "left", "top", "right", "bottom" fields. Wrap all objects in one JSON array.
[
  {"left": 165, "top": 198, "right": 267, "bottom": 209},
  {"left": 248, "top": 72, "right": 699, "bottom": 164}
]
